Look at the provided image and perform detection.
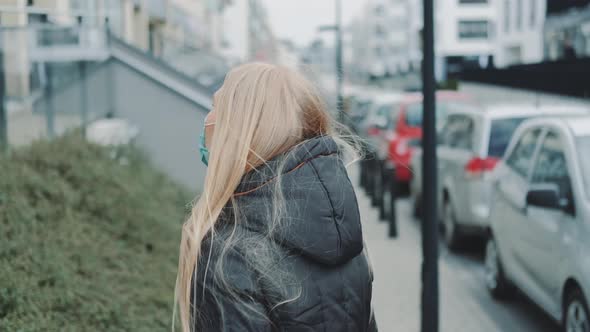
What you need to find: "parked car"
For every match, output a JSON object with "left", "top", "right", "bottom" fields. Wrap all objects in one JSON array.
[
  {"left": 410, "top": 104, "right": 588, "bottom": 249},
  {"left": 380, "top": 91, "right": 471, "bottom": 193},
  {"left": 347, "top": 88, "right": 380, "bottom": 135},
  {"left": 485, "top": 114, "right": 590, "bottom": 332},
  {"left": 357, "top": 92, "right": 405, "bottom": 201},
  {"left": 359, "top": 92, "right": 405, "bottom": 155}
]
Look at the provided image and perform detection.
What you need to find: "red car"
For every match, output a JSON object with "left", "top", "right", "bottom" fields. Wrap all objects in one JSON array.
[{"left": 384, "top": 91, "right": 472, "bottom": 190}]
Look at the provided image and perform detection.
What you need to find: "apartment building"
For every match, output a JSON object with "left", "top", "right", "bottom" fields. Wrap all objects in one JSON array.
[
  {"left": 221, "top": 0, "right": 277, "bottom": 63},
  {"left": 349, "top": 0, "right": 547, "bottom": 80}
]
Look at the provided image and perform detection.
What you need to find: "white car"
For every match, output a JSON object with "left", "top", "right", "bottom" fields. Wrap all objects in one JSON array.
[
  {"left": 410, "top": 104, "right": 588, "bottom": 250},
  {"left": 486, "top": 115, "right": 590, "bottom": 332}
]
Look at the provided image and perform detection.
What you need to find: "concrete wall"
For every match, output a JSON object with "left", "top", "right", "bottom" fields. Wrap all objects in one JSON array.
[
  {"left": 110, "top": 60, "right": 209, "bottom": 192},
  {"left": 33, "top": 62, "right": 112, "bottom": 117},
  {"left": 32, "top": 57, "right": 209, "bottom": 192}
]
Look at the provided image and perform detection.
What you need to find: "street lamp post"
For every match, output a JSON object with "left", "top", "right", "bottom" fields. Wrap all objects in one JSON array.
[
  {"left": 421, "top": 0, "right": 439, "bottom": 331},
  {"left": 318, "top": 0, "right": 344, "bottom": 122},
  {"left": 335, "top": 0, "right": 343, "bottom": 122}
]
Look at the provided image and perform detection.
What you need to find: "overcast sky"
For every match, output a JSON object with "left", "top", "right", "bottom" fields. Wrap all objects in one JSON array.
[{"left": 261, "top": 0, "right": 367, "bottom": 47}]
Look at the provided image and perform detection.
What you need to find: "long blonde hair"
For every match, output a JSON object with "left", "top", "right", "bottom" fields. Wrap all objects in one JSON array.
[{"left": 174, "top": 63, "right": 351, "bottom": 331}]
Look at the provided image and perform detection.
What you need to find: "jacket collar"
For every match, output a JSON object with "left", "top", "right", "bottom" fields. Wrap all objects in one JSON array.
[{"left": 235, "top": 136, "right": 338, "bottom": 195}]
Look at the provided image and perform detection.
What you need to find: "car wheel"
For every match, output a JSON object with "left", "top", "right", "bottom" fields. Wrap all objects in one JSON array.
[
  {"left": 484, "top": 236, "right": 512, "bottom": 300},
  {"left": 564, "top": 288, "right": 590, "bottom": 332},
  {"left": 443, "top": 198, "right": 462, "bottom": 250}
]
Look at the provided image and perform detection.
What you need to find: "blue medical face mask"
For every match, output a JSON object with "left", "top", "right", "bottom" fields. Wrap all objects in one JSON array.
[
  {"left": 199, "top": 120, "right": 215, "bottom": 166},
  {"left": 199, "top": 131, "right": 209, "bottom": 166}
]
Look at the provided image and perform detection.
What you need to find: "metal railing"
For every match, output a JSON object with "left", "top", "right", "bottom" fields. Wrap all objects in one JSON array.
[
  {"left": 0, "top": 25, "right": 112, "bottom": 150},
  {"left": 0, "top": 21, "right": 228, "bottom": 151}
]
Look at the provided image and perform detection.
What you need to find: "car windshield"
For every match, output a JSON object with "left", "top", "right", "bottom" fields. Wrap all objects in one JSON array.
[
  {"left": 405, "top": 102, "right": 449, "bottom": 127},
  {"left": 487, "top": 117, "right": 527, "bottom": 158},
  {"left": 576, "top": 136, "right": 590, "bottom": 200}
]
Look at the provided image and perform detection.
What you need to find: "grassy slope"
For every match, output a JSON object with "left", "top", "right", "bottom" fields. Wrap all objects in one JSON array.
[{"left": 0, "top": 134, "right": 191, "bottom": 331}]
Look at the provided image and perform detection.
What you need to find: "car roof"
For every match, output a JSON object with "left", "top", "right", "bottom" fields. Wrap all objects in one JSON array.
[
  {"left": 565, "top": 116, "right": 590, "bottom": 136},
  {"left": 371, "top": 92, "right": 405, "bottom": 104},
  {"left": 448, "top": 103, "right": 590, "bottom": 120},
  {"left": 401, "top": 90, "right": 472, "bottom": 104}
]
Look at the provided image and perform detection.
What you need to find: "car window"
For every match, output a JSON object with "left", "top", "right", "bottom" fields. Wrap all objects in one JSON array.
[
  {"left": 405, "top": 102, "right": 449, "bottom": 128},
  {"left": 531, "top": 131, "right": 575, "bottom": 213},
  {"left": 506, "top": 128, "right": 542, "bottom": 177},
  {"left": 576, "top": 136, "right": 590, "bottom": 201},
  {"left": 488, "top": 117, "right": 527, "bottom": 158},
  {"left": 440, "top": 114, "right": 474, "bottom": 150}
]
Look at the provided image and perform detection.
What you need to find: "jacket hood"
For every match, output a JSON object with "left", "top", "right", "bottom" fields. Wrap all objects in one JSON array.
[{"left": 234, "top": 136, "right": 363, "bottom": 266}]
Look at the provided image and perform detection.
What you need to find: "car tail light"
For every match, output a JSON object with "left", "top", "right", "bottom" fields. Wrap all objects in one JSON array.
[{"left": 465, "top": 157, "right": 499, "bottom": 177}]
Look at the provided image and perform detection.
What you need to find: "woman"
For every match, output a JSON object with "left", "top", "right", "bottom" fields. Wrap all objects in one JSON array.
[{"left": 175, "top": 63, "right": 376, "bottom": 331}]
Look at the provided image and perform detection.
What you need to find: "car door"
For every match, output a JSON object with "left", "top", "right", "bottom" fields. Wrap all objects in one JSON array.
[
  {"left": 520, "top": 130, "right": 576, "bottom": 314},
  {"left": 495, "top": 128, "right": 543, "bottom": 281},
  {"left": 439, "top": 114, "right": 476, "bottom": 224},
  {"left": 437, "top": 115, "right": 459, "bottom": 215}
]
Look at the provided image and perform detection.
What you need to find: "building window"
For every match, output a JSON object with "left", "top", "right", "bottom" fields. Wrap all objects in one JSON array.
[
  {"left": 516, "top": 0, "right": 523, "bottom": 30},
  {"left": 458, "top": 20, "right": 489, "bottom": 39},
  {"left": 27, "top": 0, "right": 34, "bottom": 5}
]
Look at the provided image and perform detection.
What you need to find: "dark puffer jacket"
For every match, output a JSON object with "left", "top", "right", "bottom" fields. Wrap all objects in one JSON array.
[{"left": 193, "top": 136, "right": 376, "bottom": 331}]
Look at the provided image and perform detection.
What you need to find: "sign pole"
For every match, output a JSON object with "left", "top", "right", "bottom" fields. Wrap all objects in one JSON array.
[{"left": 421, "top": 0, "right": 439, "bottom": 331}]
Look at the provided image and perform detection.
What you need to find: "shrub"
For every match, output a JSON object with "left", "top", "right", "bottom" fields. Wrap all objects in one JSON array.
[{"left": 0, "top": 133, "right": 191, "bottom": 331}]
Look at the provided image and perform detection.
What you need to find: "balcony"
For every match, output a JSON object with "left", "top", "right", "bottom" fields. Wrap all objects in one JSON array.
[{"left": 27, "top": 26, "right": 109, "bottom": 62}]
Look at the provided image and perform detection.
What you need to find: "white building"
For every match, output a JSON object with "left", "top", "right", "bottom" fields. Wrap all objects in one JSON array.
[
  {"left": 221, "top": 0, "right": 277, "bottom": 63},
  {"left": 350, "top": 0, "right": 418, "bottom": 79},
  {"left": 349, "top": 0, "right": 547, "bottom": 80},
  {"left": 494, "top": 0, "right": 547, "bottom": 67}
]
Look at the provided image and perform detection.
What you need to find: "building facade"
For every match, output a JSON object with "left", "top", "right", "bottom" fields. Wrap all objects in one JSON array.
[
  {"left": 221, "top": 0, "right": 276, "bottom": 63},
  {"left": 349, "top": 0, "right": 420, "bottom": 79},
  {"left": 544, "top": 1, "right": 590, "bottom": 60},
  {"left": 0, "top": 0, "right": 232, "bottom": 99},
  {"left": 348, "top": 0, "right": 548, "bottom": 80}
]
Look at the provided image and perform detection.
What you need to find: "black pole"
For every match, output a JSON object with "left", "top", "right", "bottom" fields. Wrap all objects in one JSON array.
[
  {"left": 335, "top": 0, "right": 344, "bottom": 122},
  {"left": 421, "top": 0, "right": 439, "bottom": 331},
  {"left": 0, "top": 61, "right": 6, "bottom": 152}
]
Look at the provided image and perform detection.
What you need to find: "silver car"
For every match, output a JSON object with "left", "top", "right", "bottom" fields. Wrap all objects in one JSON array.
[
  {"left": 410, "top": 105, "right": 588, "bottom": 249},
  {"left": 485, "top": 115, "right": 590, "bottom": 332}
]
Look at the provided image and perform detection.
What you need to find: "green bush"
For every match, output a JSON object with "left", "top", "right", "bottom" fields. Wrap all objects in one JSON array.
[{"left": 0, "top": 134, "right": 191, "bottom": 331}]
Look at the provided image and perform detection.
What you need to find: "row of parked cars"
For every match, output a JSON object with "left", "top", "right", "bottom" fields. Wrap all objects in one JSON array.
[{"left": 346, "top": 86, "right": 590, "bottom": 332}]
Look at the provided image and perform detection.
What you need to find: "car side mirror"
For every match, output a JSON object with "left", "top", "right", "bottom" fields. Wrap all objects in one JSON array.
[{"left": 526, "top": 184, "right": 566, "bottom": 210}]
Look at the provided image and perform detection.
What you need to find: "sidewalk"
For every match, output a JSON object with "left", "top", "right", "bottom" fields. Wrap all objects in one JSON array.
[{"left": 352, "top": 167, "right": 503, "bottom": 332}]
